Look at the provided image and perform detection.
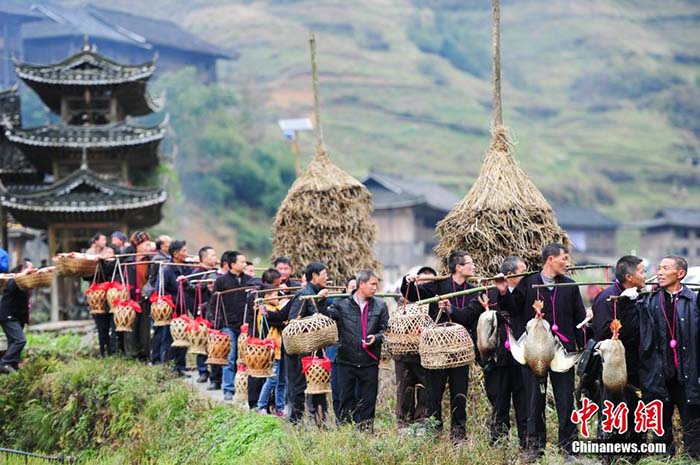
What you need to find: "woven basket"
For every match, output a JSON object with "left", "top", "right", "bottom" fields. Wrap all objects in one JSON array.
[
  {"left": 419, "top": 322, "right": 475, "bottom": 370},
  {"left": 244, "top": 341, "right": 275, "bottom": 378},
  {"left": 171, "top": 317, "right": 191, "bottom": 348},
  {"left": 106, "top": 286, "right": 129, "bottom": 312},
  {"left": 304, "top": 362, "right": 331, "bottom": 394},
  {"left": 234, "top": 365, "right": 248, "bottom": 402},
  {"left": 187, "top": 322, "right": 209, "bottom": 355},
  {"left": 282, "top": 313, "right": 338, "bottom": 355},
  {"left": 53, "top": 254, "right": 98, "bottom": 277},
  {"left": 386, "top": 304, "right": 433, "bottom": 357},
  {"left": 237, "top": 331, "right": 248, "bottom": 364},
  {"left": 151, "top": 299, "right": 174, "bottom": 326},
  {"left": 87, "top": 289, "right": 108, "bottom": 315},
  {"left": 15, "top": 268, "right": 54, "bottom": 290},
  {"left": 113, "top": 304, "right": 137, "bottom": 332},
  {"left": 206, "top": 331, "right": 231, "bottom": 365}
]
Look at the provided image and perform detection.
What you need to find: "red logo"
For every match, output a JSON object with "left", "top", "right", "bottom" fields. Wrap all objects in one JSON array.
[
  {"left": 634, "top": 399, "right": 664, "bottom": 437},
  {"left": 571, "top": 397, "right": 599, "bottom": 438},
  {"left": 601, "top": 400, "right": 629, "bottom": 434}
]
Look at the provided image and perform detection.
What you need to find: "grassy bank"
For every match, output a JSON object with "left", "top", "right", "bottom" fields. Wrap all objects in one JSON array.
[{"left": 0, "top": 335, "right": 687, "bottom": 464}]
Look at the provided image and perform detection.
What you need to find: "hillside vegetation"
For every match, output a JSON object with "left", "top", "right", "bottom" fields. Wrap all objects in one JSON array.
[{"left": 56, "top": 0, "right": 700, "bottom": 255}]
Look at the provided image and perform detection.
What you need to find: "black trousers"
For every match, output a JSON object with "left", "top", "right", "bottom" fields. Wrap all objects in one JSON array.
[
  {"left": 395, "top": 359, "right": 429, "bottom": 427},
  {"left": 652, "top": 377, "right": 700, "bottom": 458},
  {"left": 123, "top": 302, "right": 150, "bottom": 361},
  {"left": 337, "top": 363, "right": 379, "bottom": 430},
  {"left": 248, "top": 376, "right": 265, "bottom": 409},
  {"left": 0, "top": 320, "right": 26, "bottom": 367},
  {"left": 286, "top": 353, "right": 327, "bottom": 425},
  {"left": 484, "top": 364, "right": 527, "bottom": 447},
  {"left": 523, "top": 366, "right": 577, "bottom": 455},
  {"left": 93, "top": 313, "right": 114, "bottom": 357},
  {"left": 426, "top": 365, "right": 469, "bottom": 440},
  {"left": 210, "top": 365, "right": 222, "bottom": 384},
  {"left": 597, "top": 380, "right": 644, "bottom": 461}
]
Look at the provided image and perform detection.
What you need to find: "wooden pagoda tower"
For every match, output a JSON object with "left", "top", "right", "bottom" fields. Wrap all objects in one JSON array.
[
  {"left": 0, "top": 42, "right": 167, "bottom": 257},
  {"left": 0, "top": 42, "right": 167, "bottom": 320}
]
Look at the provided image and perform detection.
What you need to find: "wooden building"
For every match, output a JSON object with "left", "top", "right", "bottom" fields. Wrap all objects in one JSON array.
[
  {"left": 0, "top": 44, "right": 168, "bottom": 320},
  {"left": 0, "top": 4, "right": 42, "bottom": 88},
  {"left": 639, "top": 209, "right": 700, "bottom": 265},
  {"left": 0, "top": 3, "right": 234, "bottom": 86},
  {"left": 551, "top": 203, "right": 619, "bottom": 263},
  {"left": 362, "top": 172, "right": 458, "bottom": 282}
]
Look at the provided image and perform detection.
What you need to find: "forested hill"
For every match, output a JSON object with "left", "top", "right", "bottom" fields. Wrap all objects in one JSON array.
[{"left": 56, "top": 0, "right": 700, "bottom": 255}]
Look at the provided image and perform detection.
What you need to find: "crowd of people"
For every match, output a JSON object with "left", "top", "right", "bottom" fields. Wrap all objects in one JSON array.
[{"left": 1, "top": 233, "right": 700, "bottom": 460}]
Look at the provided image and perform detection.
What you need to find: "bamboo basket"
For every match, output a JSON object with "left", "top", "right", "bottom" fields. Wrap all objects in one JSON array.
[
  {"left": 234, "top": 364, "right": 248, "bottom": 402},
  {"left": 151, "top": 299, "right": 174, "bottom": 327},
  {"left": 237, "top": 330, "right": 248, "bottom": 364},
  {"left": 419, "top": 322, "right": 474, "bottom": 369},
  {"left": 106, "top": 285, "right": 129, "bottom": 312},
  {"left": 282, "top": 313, "right": 338, "bottom": 355},
  {"left": 87, "top": 289, "right": 108, "bottom": 315},
  {"left": 187, "top": 321, "right": 209, "bottom": 355},
  {"left": 113, "top": 303, "right": 137, "bottom": 332},
  {"left": 171, "top": 316, "right": 191, "bottom": 348},
  {"left": 15, "top": 268, "right": 54, "bottom": 290},
  {"left": 303, "top": 358, "right": 331, "bottom": 394},
  {"left": 206, "top": 331, "right": 231, "bottom": 365},
  {"left": 385, "top": 303, "right": 433, "bottom": 357},
  {"left": 243, "top": 340, "right": 275, "bottom": 378},
  {"left": 53, "top": 254, "right": 98, "bottom": 277}
]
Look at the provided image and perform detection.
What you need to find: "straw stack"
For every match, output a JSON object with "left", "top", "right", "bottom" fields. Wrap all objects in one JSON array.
[
  {"left": 271, "top": 33, "right": 377, "bottom": 278},
  {"left": 434, "top": 0, "right": 570, "bottom": 275}
]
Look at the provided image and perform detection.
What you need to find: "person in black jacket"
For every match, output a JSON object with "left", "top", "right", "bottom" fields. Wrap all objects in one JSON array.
[
  {"left": 191, "top": 246, "right": 218, "bottom": 384},
  {"left": 155, "top": 240, "right": 192, "bottom": 375},
  {"left": 394, "top": 266, "right": 434, "bottom": 429},
  {"left": 121, "top": 231, "right": 153, "bottom": 362},
  {"left": 87, "top": 244, "right": 118, "bottom": 357},
  {"left": 266, "top": 261, "right": 330, "bottom": 425},
  {"left": 400, "top": 251, "right": 488, "bottom": 442},
  {"left": 148, "top": 236, "right": 172, "bottom": 365},
  {"left": 322, "top": 269, "right": 389, "bottom": 431},
  {"left": 206, "top": 250, "right": 254, "bottom": 401},
  {"left": 591, "top": 255, "right": 646, "bottom": 455},
  {"left": 274, "top": 256, "right": 302, "bottom": 295},
  {"left": 476, "top": 256, "right": 529, "bottom": 448},
  {"left": 0, "top": 260, "right": 34, "bottom": 373},
  {"left": 502, "top": 243, "right": 587, "bottom": 458},
  {"left": 635, "top": 255, "right": 700, "bottom": 457}
]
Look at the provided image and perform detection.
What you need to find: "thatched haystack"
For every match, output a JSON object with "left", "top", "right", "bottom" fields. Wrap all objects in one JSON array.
[
  {"left": 271, "top": 34, "right": 377, "bottom": 279},
  {"left": 434, "top": 0, "right": 570, "bottom": 275}
]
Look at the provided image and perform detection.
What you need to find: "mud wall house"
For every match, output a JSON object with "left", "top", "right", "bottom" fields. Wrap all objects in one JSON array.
[
  {"left": 639, "top": 209, "right": 700, "bottom": 266},
  {"left": 7, "top": 3, "right": 234, "bottom": 85},
  {"left": 550, "top": 203, "right": 619, "bottom": 263},
  {"left": 361, "top": 173, "right": 459, "bottom": 283}
]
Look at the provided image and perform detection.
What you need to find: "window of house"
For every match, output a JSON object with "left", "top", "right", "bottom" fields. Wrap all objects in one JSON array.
[{"left": 675, "top": 228, "right": 689, "bottom": 239}]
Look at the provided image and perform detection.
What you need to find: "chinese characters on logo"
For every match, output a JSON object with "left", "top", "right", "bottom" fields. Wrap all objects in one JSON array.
[{"left": 571, "top": 398, "right": 664, "bottom": 438}]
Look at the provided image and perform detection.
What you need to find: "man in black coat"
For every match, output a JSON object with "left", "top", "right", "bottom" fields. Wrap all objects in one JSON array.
[
  {"left": 266, "top": 261, "right": 330, "bottom": 425},
  {"left": 477, "top": 256, "right": 529, "bottom": 448},
  {"left": 502, "top": 242, "right": 587, "bottom": 458},
  {"left": 394, "top": 266, "right": 435, "bottom": 429},
  {"left": 400, "top": 251, "right": 489, "bottom": 442},
  {"left": 190, "top": 246, "right": 218, "bottom": 384},
  {"left": 0, "top": 260, "right": 34, "bottom": 373},
  {"left": 148, "top": 235, "right": 172, "bottom": 365},
  {"left": 322, "top": 269, "right": 389, "bottom": 431},
  {"left": 635, "top": 255, "right": 700, "bottom": 457},
  {"left": 155, "top": 240, "right": 192, "bottom": 376},
  {"left": 206, "top": 250, "right": 254, "bottom": 401},
  {"left": 591, "top": 255, "right": 646, "bottom": 450}
]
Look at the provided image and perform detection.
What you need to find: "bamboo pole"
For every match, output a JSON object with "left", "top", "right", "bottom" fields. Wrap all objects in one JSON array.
[
  {"left": 114, "top": 252, "right": 157, "bottom": 258},
  {"left": 492, "top": 0, "right": 502, "bottom": 126},
  {"left": 567, "top": 264, "right": 613, "bottom": 272},
  {"left": 415, "top": 285, "right": 496, "bottom": 306},
  {"left": 300, "top": 292, "right": 400, "bottom": 301},
  {"left": 532, "top": 282, "right": 612, "bottom": 289},
  {"left": 213, "top": 286, "right": 258, "bottom": 296},
  {"left": 181, "top": 269, "right": 217, "bottom": 279},
  {"left": 310, "top": 32, "right": 325, "bottom": 151}
]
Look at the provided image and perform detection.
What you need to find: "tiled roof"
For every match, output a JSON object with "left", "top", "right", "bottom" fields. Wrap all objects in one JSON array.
[{"left": 362, "top": 172, "right": 459, "bottom": 212}]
